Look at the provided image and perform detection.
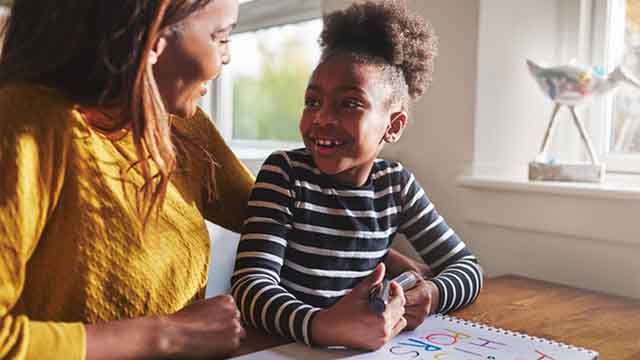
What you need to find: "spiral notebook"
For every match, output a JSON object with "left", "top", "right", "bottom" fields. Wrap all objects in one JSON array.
[{"left": 232, "top": 314, "right": 598, "bottom": 360}]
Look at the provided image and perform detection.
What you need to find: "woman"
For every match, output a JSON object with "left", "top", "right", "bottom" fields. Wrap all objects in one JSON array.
[
  {"left": 0, "top": 0, "right": 251, "bottom": 358},
  {"left": 0, "top": 0, "right": 432, "bottom": 358}
]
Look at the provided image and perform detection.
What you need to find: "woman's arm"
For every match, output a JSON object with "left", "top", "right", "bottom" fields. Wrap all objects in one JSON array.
[
  {"left": 196, "top": 109, "right": 255, "bottom": 232},
  {"left": 85, "top": 295, "right": 244, "bottom": 359}
]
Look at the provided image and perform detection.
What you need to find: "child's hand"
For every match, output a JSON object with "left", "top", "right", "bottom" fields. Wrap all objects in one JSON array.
[
  {"left": 384, "top": 249, "right": 433, "bottom": 278},
  {"left": 403, "top": 278, "right": 440, "bottom": 330},
  {"left": 310, "top": 263, "right": 407, "bottom": 350}
]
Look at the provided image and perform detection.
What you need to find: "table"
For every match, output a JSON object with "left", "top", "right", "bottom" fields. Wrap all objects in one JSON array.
[{"left": 229, "top": 275, "right": 640, "bottom": 359}]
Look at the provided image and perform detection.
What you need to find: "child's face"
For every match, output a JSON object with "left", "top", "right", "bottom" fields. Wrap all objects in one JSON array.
[{"left": 300, "top": 54, "right": 405, "bottom": 186}]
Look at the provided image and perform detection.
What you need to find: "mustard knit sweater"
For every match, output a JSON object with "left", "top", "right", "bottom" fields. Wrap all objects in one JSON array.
[{"left": 0, "top": 84, "right": 255, "bottom": 359}]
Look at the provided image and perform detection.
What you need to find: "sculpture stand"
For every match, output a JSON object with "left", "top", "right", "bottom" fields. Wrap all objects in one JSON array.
[{"left": 529, "top": 104, "right": 605, "bottom": 183}]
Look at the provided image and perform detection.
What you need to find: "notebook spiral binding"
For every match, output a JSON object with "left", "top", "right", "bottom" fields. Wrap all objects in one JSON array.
[{"left": 435, "top": 314, "right": 599, "bottom": 358}]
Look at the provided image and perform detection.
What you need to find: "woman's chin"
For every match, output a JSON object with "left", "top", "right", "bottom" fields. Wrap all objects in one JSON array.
[{"left": 170, "top": 104, "right": 197, "bottom": 119}]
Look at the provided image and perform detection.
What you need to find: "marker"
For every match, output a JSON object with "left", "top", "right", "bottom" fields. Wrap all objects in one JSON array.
[{"left": 368, "top": 271, "right": 419, "bottom": 314}]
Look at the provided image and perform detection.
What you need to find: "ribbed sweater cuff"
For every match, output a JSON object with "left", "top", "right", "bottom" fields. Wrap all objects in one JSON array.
[{"left": 28, "top": 320, "right": 86, "bottom": 360}]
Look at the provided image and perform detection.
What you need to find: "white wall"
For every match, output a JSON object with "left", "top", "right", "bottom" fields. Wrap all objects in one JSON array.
[{"left": 465, "top": 0, "right": 640, "bottom": 299}]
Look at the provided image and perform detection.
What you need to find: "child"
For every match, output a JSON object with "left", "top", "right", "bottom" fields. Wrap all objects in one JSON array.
[{"left": 231, "top": 0, "right": 483, "bottom": 350}]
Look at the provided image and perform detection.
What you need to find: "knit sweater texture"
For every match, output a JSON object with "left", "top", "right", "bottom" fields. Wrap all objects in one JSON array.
[{"left": 0, "top": 84, "right": 254, "bottom": 359}]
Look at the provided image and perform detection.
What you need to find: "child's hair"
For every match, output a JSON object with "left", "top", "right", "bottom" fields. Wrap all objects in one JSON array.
[{"left": 320, "top": 0, "right": 438, "bottom": 109}]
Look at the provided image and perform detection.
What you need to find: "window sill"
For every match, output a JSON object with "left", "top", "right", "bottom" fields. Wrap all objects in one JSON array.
[
  {"left": 457, "top": 172, "right": 640, "bottom": 246},
  {"left": 231, "top": 140, "right": 303, "bottom": 161},
  {"left": 231, "top": 141, "right": 304, "bottom": 174},
  {"left": 458, "top": 173, "right": 640, "bottom": 201}
]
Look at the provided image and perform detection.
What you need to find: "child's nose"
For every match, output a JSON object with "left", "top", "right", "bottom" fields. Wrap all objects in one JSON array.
[{"left": 313, "top": 106, "right": 338, "bottom": 126}]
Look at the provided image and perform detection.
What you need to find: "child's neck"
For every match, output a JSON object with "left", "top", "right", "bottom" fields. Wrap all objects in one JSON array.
[{"left": 331, "top": 163, "right": 374, "bottom": 188}]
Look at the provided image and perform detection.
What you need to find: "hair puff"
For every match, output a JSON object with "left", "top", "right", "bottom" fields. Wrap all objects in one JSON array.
[{"left": 320, "top": 0, "right": 438, "bottom": 101}]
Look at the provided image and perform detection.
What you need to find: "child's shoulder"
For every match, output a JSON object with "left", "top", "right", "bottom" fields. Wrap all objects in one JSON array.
[
  {"left": 371, "top": 158, "right": 412, "bottom": 181},
  {"left": 260, "top": 148, "right": 320, "bottom": 178},
  {"left": 264, "top": 148, "right": 312, "bottom": 166}
]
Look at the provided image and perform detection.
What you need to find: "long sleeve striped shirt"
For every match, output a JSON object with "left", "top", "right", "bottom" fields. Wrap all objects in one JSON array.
[{"left": 231, "top": 149, "right": 483, "bottom": 345}]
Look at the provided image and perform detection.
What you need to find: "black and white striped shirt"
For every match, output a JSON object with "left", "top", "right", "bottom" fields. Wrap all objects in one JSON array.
[{"left": 231, "top": 149, "right": 483, "bottom": 345}]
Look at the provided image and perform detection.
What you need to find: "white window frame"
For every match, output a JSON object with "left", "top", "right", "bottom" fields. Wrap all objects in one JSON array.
[
  {"left": 203, "top": 0, "right": 322, "bottom": 159},
  {"left": 589, "top": 0, "right": 640, "bottom": 173}
]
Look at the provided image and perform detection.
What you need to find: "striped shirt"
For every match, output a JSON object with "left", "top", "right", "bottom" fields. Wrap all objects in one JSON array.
[{"left": 231, "top": 149, "right": 483, "bottom": 345}]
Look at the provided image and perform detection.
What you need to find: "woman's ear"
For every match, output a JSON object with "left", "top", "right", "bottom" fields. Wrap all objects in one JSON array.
[
  {"left": 149, "top": 36, "right": 168, "bottom": 65},
  {"left": 384, "top": 111, "right": 408, "bottom": 143}
]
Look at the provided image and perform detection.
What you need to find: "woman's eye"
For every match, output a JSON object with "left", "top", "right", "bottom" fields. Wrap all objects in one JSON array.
[{"left": 211, "top": 34, "right": 230, "bottom": 45}]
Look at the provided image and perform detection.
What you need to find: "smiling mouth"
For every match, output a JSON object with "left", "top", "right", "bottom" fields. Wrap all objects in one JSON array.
[{"left": 314, "top": 138, "right": 345, "bottom": 148}]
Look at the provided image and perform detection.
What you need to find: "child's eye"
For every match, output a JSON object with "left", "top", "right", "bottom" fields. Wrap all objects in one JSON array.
[
  {"left": 304, "top": 97, "right": 320, "bottom": 109},
  {"left": 342, "top": 99, "right": 363, "bottom": 109}
]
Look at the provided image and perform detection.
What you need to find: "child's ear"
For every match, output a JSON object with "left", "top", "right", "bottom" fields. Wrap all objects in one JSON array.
[
  {"left": 148, "top": 35, "right": 168, "bottom": 66},
  {"left": 384, "top": 111, "right": 408, "bottom": 143}
]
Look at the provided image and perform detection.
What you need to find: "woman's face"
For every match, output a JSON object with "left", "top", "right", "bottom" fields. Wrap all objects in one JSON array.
[{"left": 153, "top": 0, "right": 238, "bottom": 118}]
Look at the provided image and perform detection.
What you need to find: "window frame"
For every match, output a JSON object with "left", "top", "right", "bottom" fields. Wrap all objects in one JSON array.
[
  {"left": 590, "top": 0, "right": 640, "bottom": 173},
  {"left": 203, "top": 0, "right": 323, "bottom": 158}
]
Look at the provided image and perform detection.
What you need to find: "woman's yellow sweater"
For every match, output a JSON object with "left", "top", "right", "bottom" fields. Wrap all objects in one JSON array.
[{"left": 0, "top": 84, "right": 255, "bottom": 359}]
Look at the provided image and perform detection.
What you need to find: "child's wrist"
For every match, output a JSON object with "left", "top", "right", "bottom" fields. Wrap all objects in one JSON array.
[
  {"left": 310, "top": 308, "right": 340, "bottom": 347},
  {"left": 425, "top": 280, "right": 441, "bottom": 314}
]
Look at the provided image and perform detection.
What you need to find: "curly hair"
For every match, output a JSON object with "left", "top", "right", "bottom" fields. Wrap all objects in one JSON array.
[{"left": 320, "top": 0, "right": 438, "bottom": 106}]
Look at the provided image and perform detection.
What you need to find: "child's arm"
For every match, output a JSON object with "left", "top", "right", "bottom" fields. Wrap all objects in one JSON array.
[
  {"left": 230, "top": 153, "right": 319, "bottom": 344},
  {"left": 398, "top": 170, "right": 484, "bottom": 321},
  {"left": 384, "top": 248, "right": 433, "bottom": 278},
  {"left": 231, "top": 152, "right": 406, "bottom": 349}
]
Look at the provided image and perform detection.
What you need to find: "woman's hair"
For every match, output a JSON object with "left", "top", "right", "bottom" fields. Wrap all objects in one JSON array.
[
  {"left": 320, "top": 0, "right": 438, "bottom": 108},
  {"left": 0, "top": 0, "right": 214, "bottom": 225}
]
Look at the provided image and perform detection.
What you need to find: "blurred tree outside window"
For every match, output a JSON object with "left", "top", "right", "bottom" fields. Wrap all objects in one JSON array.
[{"left": 227, "top": 19, "right": 322, "bottom": 142}]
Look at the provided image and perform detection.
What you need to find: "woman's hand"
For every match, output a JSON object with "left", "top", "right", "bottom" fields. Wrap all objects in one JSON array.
[
  {"left": 311, "top": 263, "right": 407, "bottom": 351},
  {"left": 86, "top": 294, "right": 245, "bottom": 360},
  {"left": 403, "top": 278, "right": 440, "bottom": 330},
  {"left": 160, "top": 294, "right": 246, "bottom": 358}
]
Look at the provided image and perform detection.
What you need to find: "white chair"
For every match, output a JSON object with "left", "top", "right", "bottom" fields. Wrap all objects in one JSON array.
[{"left": 205, "top": 221, "right": 241, "bottom": 298}]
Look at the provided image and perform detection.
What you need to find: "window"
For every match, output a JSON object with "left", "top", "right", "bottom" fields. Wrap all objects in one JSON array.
[
  {"left": 592, "top": 0, "right": 640, "bottom": 173},
  {"left": 202, "top": 0, "right": 322, "bottom": 157}
]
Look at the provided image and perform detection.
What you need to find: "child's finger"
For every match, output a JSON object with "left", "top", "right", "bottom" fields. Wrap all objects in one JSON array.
[
  {"left": 390, "top": 316, "right": 407, "bottom": 338},
  {"left": 385, "top": 282, "right": 406, "bottom": 320},
  {"left": 389, "top": 280, "right": 406, "bottom": 307}
]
